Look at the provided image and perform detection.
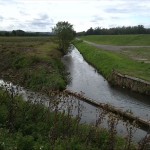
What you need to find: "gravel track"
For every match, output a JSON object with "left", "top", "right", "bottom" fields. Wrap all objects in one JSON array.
[{"left": 84, "top": 40, "right": 150, "bottom": 51}]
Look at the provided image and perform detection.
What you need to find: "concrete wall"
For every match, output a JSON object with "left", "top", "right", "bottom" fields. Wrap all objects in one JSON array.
[{"left": 111, "top": 71, "right": 150, "bottom": 95}]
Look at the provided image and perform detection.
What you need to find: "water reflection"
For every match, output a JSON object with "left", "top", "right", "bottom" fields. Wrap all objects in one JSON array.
[
  {"left": 0, "top": 79, "right": 148, "bottom": 142},
  {"left": 62, "top": 45, "right": 150, "bottom": 121}
]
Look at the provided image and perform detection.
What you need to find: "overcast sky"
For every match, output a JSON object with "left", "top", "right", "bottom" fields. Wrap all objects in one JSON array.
[{"left": 0, "top": 0, "right": 150, "bottom": 32}]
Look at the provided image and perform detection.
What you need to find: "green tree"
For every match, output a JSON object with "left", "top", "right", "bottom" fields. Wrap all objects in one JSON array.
[{"left": 52, "top": 21, "right": 76, "bottom": 53}]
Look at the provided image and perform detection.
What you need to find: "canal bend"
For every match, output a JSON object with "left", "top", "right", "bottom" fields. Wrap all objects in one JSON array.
[{"left": 62, "top": 45, "right": 150, "bottom": 121}]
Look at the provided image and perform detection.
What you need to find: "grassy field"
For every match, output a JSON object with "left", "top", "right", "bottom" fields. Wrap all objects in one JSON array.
[
  {"left": 120, "top": 47, "right": 150, "bottom": 63},
  {"left": 73, "top": 40, "right": 150, "bottom": 82},
  {"left": 80, "top": 34, "right": 150, "bottom": 46},
  {"left": 0, "top": 36, "right": 67, "bottom": 91}
]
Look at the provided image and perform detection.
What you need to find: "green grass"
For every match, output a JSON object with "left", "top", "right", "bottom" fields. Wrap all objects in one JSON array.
[
  {"left": 120, "top": 47, "right": 150, "bottom": 63},
  {"left": 73, "top": 41, "right": 150, "bottom": 82},
  {"left": 0, "top": 36, "right": 67, "bottom": 91},
  {"left": 0, "top": 89, "right": 136, "bottom": 150},
  {"left": 0, "top": 37, "right": 142, "bottom": 149},
  {"left": 80, "top": 34, "right": 150, "bottom": 46}
]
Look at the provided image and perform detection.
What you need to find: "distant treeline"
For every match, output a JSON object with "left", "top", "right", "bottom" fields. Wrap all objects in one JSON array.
[
  {"left": 77, "top": 25, "right": 150, "bottom": 36},
  {"left": 0, "top": 30, "right": 52, "bottom": 36}
]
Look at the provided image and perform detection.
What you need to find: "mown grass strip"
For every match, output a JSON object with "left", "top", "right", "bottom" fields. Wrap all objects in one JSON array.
[
  {"left": 73, "top": 41, "right": 150, "bottom": 82},
  {"left": 80, "top": 34, "right": 150, "bottom": 46}
]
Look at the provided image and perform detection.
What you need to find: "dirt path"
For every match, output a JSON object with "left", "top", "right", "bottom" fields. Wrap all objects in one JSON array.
[{"left": 84, "top": 40, "right": 150, "bottom": 51}]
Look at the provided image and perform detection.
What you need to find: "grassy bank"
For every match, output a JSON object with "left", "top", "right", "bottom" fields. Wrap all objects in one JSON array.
[
  {"left": 0, "top": 37, "right": 67, "bottom": 91},
  {"left": 73, "top": 41, "right": 150, "bottom": 82},
  {"left": 80, "top": 34, "right": 150, "bottom": 46}
]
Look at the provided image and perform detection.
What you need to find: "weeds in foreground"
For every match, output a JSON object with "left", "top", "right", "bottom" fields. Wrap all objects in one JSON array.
[
  {"left": 124, "top": 121, "right": 138, "bottom": 150},
  {"left": 138, "top": 132, "right": 150, "bottom": 150},
  {"left": 0, "top": 84, "right": 150, "bottom": 149},
  {"left": 106, "top": 113, "right": 119, "bottom": 150}
]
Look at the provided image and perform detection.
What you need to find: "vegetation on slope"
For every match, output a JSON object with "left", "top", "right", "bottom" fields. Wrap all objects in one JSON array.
[
  {"left": 0, "top": 88, "right": 135, "bottom": 150},
  {"left": 0, "top": 37, "right": 67, "bottom": 91},
  {"left": 73, "top": 40, "right": 150, "bottom": 82},
  {"left": 80, "top": 34, "right": 150, "bottom": 46}
]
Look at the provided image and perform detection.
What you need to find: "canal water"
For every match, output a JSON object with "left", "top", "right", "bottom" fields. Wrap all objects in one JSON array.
[
  {"left": 62, "top": 45, "right": 150, "bottom": 141},
  {"left": 62, "top": 45, "right": 150, "bottom": 121},
  {"left": 0, "top": 45, "right": 149, "bottom": 142}
]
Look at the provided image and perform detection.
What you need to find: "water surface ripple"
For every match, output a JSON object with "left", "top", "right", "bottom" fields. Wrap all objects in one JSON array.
[{"left": 63, "top": 45, "right": 150, "bottom": 120}]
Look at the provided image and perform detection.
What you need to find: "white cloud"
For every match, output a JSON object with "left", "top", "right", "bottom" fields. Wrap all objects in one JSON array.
[
  {"left": 0, "top": 16, "right": 3, "bottom": 21},
  {"left": 0, "top": 0, "right": 150, "bottom": 32}
]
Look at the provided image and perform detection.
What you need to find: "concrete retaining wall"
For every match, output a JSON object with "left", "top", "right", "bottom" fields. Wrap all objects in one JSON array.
[{"left": 111, "top": 71, "right": 150, "bottom": 95}]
